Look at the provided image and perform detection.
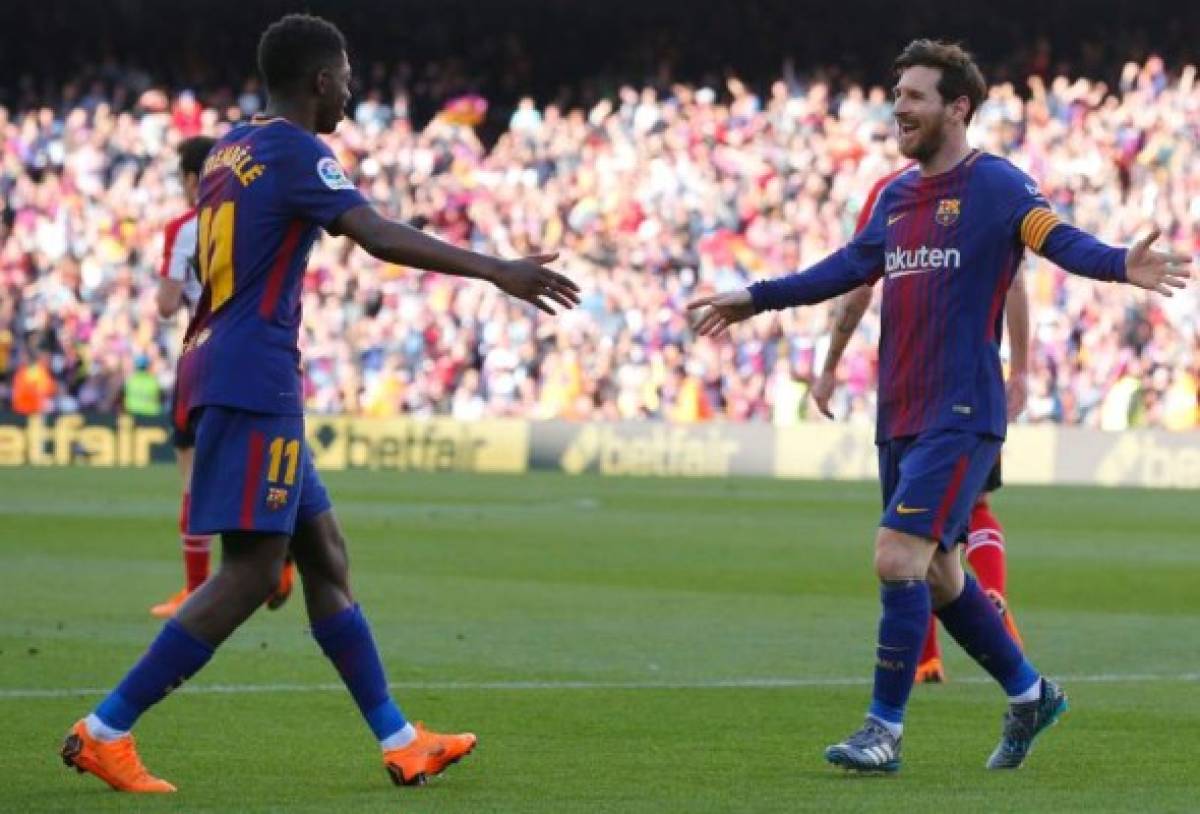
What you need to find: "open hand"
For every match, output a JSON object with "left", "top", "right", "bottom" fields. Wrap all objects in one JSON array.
[
  {"left": 687, "top": 289, "right": 756, "bottom": 337},
  {"left": 1125, "top": 230, "right": 1191, "bottom": 295},
  {"left": 494, "top": 253, "right": 581, "bottom": 314}
]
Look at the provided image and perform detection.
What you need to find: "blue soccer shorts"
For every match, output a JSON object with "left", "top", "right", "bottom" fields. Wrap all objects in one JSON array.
[
  {"left": 188, "top": 406, "right": 331, "bottom": 536},
  {"left": 877, "top": 429, "right": 1003, "bottom": 550}
]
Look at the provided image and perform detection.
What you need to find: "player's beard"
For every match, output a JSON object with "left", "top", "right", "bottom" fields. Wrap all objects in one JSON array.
[{"left": 898, "top": 115, "right": 946, "bottom": 163}]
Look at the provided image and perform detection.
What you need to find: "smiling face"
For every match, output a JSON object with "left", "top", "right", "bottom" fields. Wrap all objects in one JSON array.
[
  {"left": 314, "top": 51, "right": 352, "bottom": 134},
  {"left": 893, "top": 65, "right": 968, "bottom": 163}
]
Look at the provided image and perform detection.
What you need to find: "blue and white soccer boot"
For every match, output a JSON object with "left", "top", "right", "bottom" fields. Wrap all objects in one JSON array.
[
  {"left": 824, "top": 717, "right": 901, "bottom": 773},
  {"left": 986, "top": 677, "right": 1068, "bottom": 769}
]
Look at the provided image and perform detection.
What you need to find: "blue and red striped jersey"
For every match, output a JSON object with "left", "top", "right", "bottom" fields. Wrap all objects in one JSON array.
[
  {"left": 177, "top": 117, "right": 367, "bottom": 418},
  {"left": 750, "top": 150, "right": 1126, "bottom": 442},
  {"left": 864, "top": 152, "right": 1034, "bottom": 441}
]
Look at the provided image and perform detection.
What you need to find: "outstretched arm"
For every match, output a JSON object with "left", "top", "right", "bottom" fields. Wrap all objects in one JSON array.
[
  {"left": 333, "top": 205, "right": 579, "bottom": 315},
  {"left": 1018, "top": 208, "right": 1190, "bottom": 292},
  {"left": 689, "top": 239, "right": 884, "bottom": 337},
  {"left": 747, "top": 242, "right": 883, "bottom": 312},
  {"left": 811, "top": 285, "right": 873, "bottom": 419},
  {"left": 690, "top": 183, "right": 889, "bottom": 337}
]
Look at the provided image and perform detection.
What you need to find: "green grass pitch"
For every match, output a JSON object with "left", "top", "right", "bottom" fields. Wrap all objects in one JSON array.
[{"left": 1, "top": 466, "right": 1196, "bottom": 812}]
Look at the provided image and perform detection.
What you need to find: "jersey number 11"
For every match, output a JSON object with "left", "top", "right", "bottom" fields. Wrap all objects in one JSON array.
[{"left": 198, "top": 202, "right": 235, "bottom": 312}]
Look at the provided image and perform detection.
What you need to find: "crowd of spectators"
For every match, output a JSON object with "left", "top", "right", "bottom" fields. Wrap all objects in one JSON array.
[{"left": 1, "top": 54, "right": 1197, "bottom": 430}]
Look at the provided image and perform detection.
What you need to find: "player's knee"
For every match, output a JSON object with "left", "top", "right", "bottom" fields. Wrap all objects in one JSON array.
[
  {"left": 220, "top": 552, "right": 285, "bottom": 604},
  {"left": 873, "top": 550, "right": 907, "bottom": 581},
  {"left": 247, "top": 563, "right": 284, "bottom": 604},
  {"left": 873, "top": 531, "right": 926, "bottom": 581}
]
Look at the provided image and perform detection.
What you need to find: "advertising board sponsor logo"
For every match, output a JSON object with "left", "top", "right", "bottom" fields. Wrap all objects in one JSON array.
[
  {"left": 1093, "top": 431, "right": 1200, "bottom": 489},
  {"left": 556, "top": 424, "right": 742, "bottom": 477},
  {"left": 306, "top": 418, "right": 527, "bottom": 473},
  {"left": 0, "top": 414, "right": 169, "bottom": 467}
]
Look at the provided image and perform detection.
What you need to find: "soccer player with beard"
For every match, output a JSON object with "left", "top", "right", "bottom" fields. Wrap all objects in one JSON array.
[
  {"left": 690, "top": 39, "right": 1190, "bottom": 772},
  {"left": 811, "top": 170, "right": 1029, "bottom": 684},
  {"left": 60, "top": 14, "right": 579, "bottom": 794}
]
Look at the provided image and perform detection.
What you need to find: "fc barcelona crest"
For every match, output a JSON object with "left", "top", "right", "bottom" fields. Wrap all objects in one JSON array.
[
  {"left": 935, "top": 198, "right": 961, "bottom": 226},
  {"left": 266, "top": 487, "right": 289, "bottom": 511}
]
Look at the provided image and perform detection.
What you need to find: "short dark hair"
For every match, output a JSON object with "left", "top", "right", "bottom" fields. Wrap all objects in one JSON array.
[
  {"left": 257, "top": 14, "right": 347, "bottom": 94},
  {"left": 178, "top": 136, "right": 216, "bottom": 176},
  {"left": 894, "top": 39, "right": 986, "bottom": 122}
]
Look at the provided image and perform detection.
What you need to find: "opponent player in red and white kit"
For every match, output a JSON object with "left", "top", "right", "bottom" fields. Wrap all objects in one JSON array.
[
  {"left": 150, "top": 135, "right": 295, "bottom": 617},
  {"left": 810, "top": 166, "right": 1026, "bottom": 682}
]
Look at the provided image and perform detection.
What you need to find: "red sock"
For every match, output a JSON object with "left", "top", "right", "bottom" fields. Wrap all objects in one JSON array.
[
  {"left": 965, "top": 498, "right": 1005, "bottom": 596},
  {"left": 919, "top": 614, "right": 941, "bottom": 663},
  {"left": 180, "top": 492, "right": 212, "bottom": 591}
]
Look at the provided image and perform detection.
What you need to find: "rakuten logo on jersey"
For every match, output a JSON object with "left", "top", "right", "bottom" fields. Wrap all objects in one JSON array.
[{"left": 885, "top": 246, "right": 961, "bottom": 278}]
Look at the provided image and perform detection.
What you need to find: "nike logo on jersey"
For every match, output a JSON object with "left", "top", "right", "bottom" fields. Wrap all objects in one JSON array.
[
  {"left": 896, "top": 503, "right": 929, "bottom": 515},
  {"left": 887, "top": 212, "right": 906, "bottom": 226}
]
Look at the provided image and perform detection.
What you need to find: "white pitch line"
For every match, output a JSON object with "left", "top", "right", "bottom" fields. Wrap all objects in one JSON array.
[{"left": 0, "top": 672, "right": 1196, "bottom": 700}]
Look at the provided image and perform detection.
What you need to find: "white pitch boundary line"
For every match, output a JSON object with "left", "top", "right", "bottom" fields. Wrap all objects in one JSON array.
[{"left": 1, "top": 672, "right": 1196, "bottom": 700}]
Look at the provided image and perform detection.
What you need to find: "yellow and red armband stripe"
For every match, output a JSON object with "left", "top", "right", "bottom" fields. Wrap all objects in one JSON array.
[{"left": 1018, "top": 208, "right": 1062, "bottom": 253}]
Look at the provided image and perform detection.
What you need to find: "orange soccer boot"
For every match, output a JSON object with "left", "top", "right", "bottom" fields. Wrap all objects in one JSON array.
[
  {"left": 383, "top": 723, "right": 477, "bottom": 786},
  {"left": 149, "top": 587, "right": 191, "bottom": 619},
  {"left": 915, "top": 656, "right": 947, "bottom": 684},
  {"left": 60, "top": 719, "right": 176, "bottom": 793}
]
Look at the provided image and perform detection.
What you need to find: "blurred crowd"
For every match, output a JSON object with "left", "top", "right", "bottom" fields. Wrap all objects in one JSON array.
[{"left": 1, "top": 56, "right": 1198, "bottom": 430}]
